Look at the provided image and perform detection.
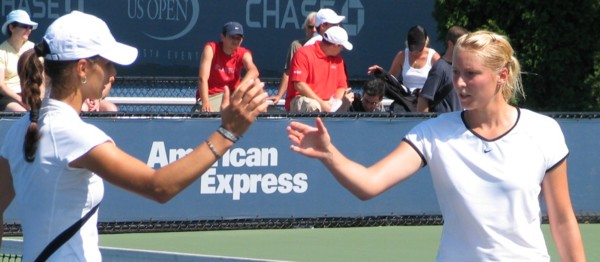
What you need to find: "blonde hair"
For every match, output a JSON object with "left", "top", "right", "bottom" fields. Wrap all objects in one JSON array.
[{"left": 454, "top": 30, "right": 524, "bottom": 101}]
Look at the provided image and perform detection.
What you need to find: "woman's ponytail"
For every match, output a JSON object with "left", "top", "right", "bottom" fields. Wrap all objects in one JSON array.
[{"left": 19, "top": 41, "right": 47, "bottom": 162}]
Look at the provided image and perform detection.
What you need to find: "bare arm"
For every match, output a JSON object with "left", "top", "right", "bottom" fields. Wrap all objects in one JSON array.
[
  {"left": 542, "top": 160, "right": 586, "bottom": 262},
  {"left": 416, "top": 97, "right": 430, "bottom": 112},
  {"left": 0, "top": 70, "right": 24, "bottom": 107},
  {"left": 294, "top": 81, "right": 331, "bottom": 112},
  {"left": 197, "top": 45, "right": 214, "bottom": 112},
  {"left": 0, "top": 158, "right": 16, "bottom": 249},
  {"left": 335, "top": 89, "right": 354, "bottom": 112},
  {"left": 431, "top": 51, "right": 441, "bottom": 65},
  {"left": 388, "top": 50, "right": 405, "bottom": 78},
  {"left": 268, "top": 71, "right": 288, "bottom": 105},
  {"left": 240, "top": 52, "right": 259, "bottom": 84},
  {"left": 72, "top": 79, "right": 268, "bottom": 204},
  {"left": 287, "top": 118, "right": 423, "bottom": 200}
]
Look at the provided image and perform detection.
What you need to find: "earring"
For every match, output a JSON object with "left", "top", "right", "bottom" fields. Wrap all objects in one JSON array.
[{"left": 81, "top": 76, "right": 87, "bottom": 85}]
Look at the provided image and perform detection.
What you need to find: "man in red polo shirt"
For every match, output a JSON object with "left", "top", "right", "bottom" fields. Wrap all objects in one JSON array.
[{"left": 285, "top": 26, "right": 353, "bottom": 112}]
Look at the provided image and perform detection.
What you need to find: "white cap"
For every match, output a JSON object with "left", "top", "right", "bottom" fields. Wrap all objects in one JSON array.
[
  {"left": 2, "top": 10, "right": 38, "bottom": 35},
  {"left": 315, "top": 8, "right": 345, "bottom": 27},
  {"left": 43, "top": 11, "right": 138, "bottom": 65},
  {"left": 323, "top": 26, "right": 353, "bottom": 50}
]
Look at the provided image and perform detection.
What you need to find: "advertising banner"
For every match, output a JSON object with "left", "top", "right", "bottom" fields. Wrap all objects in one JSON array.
[
  {"left": 1, "top": 115, "right": 599, "bottom": 222},
  {"left": 1, "top": 0, "right": 439, "bottom": 78}
]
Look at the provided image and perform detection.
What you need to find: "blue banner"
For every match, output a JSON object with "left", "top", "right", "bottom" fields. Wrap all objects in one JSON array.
[
  {"left": 4, "top": 0, "right": 439, "bottom": 78},
  {"left": 1, "top": 115, "right": 599, "bottom": 222}
]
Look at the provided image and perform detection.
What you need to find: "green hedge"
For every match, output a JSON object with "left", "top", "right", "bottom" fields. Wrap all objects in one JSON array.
[{"left": 433, "top": 0, "right": 600, "bottom": 111}]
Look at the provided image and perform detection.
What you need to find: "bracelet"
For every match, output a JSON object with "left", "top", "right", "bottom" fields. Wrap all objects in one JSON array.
[
  {"left": 205, "top": 140, "right": 220, "bottom": 159},
  {"left": 217, "top": 126, "right": 240, "bottom": 143}
]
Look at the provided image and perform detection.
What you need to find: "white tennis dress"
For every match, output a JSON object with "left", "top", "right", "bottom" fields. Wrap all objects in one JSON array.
[
  {"left": 404, "top": 108, "right": 567, "bottom": 261},
  {"left": 1, "top": 99, "right": 111, "bottom": 261}
]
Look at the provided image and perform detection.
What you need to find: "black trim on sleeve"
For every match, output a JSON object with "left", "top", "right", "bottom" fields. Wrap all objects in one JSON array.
[
  {"left": 402, "top": 138, "right": 427, "bottom": 167},
  {"left": 546, "top": 152, "right": 569, "bottom": 173}
]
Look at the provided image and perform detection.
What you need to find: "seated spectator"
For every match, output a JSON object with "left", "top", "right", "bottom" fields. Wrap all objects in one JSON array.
[
  {"left": 417, "top": 26, "right": 468, "bottom": 113},
  {"left": 193, "top": 21, "right": 259, "bottom": 112},
  {"left": 0, "top": 10, "right": 38, "bottom": 111},
  {"left": 304, "top": 8, "right": 345, "bottom": 46},
  {"left": 338, "top": 78, "right": 386, "bottom": 112},
  {"left": 285, "top": 26, "right": 353, "bottom": 112},
  {"left": 82, "top": 75, "right": 118, "bottom": 112},
  {"left": 368, "top": 25, "right": 440, "bottom": 94},
  {"left": 268, "top": 11, "right": 317, "bottom": 106}
]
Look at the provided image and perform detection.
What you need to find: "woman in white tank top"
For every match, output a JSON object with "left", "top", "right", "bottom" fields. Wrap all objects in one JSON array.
[
  {"left": 401, "top": 47, "right": 437, "bottom": 92},
  {"left": 368, "top": 25, "right": 440, "bottom": 93}
]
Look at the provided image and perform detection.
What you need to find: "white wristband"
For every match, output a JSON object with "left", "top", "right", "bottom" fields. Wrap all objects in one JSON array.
[{"left": 217, "top": 126, "right": 240, "bottom": 143}]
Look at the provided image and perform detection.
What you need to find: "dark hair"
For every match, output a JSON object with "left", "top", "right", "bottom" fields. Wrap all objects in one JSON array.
[
  {"left": 446, "top": 26, "right": 469, "bottom": 45},
  {"left": 19, "top": 42, "right": 47, "bottom": 162},
  {"left": 363, "top": 78, "right": 386, "bottom": 98},
  {"left": 407, "top": 25, "right": 427, "bottom": 52},
  {"left": 19, "top": 41, "right": 90, "bottom": 162}
]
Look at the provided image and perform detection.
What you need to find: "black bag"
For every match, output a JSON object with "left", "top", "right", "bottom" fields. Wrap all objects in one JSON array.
[{"left": 371, "top": 68, "right": 417, "bottom": 112}]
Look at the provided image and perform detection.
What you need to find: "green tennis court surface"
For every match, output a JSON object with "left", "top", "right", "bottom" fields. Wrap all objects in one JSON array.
[
  {"left": 3, "top": 224, "right": 597, "bottom": 261},
  {"left": 97, "top": 224, "right": 599, "bottom": 261}
]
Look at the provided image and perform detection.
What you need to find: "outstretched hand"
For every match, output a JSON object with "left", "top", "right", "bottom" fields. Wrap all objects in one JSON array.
[
  {"left": 367, "top": 65, "right": 383, "bottom": 75},
  {"left": 287, "top": 117, "right": 332, "bottom": 159},
  {"left": 220, "top": 79, "right": 268, "bottom": 138}
]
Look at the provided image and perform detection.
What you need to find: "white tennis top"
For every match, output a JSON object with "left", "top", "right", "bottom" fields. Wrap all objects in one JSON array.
[
  {"left": 404, "top": 108, "right": 567, "bottom": 261},
  {"left": 1, "top": 99, "right": 111, "bottom": 261}
]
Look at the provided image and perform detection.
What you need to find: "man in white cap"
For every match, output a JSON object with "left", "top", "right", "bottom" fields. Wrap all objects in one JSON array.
[
  {"left": 304, "top": 8, "right": 345, "bottom": 46},
  {"left": 0, "top": 9, "right": 38, "bottom": 112},
  {"left": 285, "top": 26, "right": 353, "bottom": 112}
]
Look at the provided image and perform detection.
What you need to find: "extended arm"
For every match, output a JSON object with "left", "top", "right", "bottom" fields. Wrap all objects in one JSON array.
[
  {"left": 73, "top": 79, "right": 268, "bottom": 203},
  {"left": 287, "top": 118, "right": 423, "bottom": 200},
  {"left": 542, "top": 160, "right": 586, "bottom": 261}
]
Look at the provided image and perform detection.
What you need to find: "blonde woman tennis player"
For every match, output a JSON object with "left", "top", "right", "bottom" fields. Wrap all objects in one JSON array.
[
  {"left": 287, "top": 31, "right": 585, "bottom": 261},
  {"left": 0, "top": 11, "right": 267, "bottom": 261}
]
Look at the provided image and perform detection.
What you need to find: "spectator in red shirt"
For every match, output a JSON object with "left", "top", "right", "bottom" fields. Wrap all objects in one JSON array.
[
  {"left": 285, "top": 26, "right": 353, "bottom": 112},
  {"left": 194, "top": 21, "right": 259, "bottom": 112}
]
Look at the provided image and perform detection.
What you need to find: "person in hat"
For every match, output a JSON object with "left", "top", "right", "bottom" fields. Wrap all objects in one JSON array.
[
  {"left": 287, "top": 30, "right": 585, "bottom": 261},
  {"left": 268, "top": 11, "right": 317, "bottom": 107},
  {"left": 304, "top": 8, "right": 345, "bottom": 46},
  {"left": 368, "top": 25, "right": 440, "bottom": 95},
  {"left": 285, "top": 26, "right": 353, "bottom": 112},
  {"left": 194, "top": 21, "right": 259, "bottom": 112},
  {"left": 0, "top": 9, "right": 38, "bottom": 112},
  {"left": 0, "top": 11, "right": 267, "bottom": 260}
]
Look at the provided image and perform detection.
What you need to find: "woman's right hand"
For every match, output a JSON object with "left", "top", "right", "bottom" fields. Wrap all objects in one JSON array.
[
  {"left": 287, "top": 117, "right": 333, "bottom": 160},
  {"left": 219, "top": 79, "right": 268, "bottom": 138}
]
